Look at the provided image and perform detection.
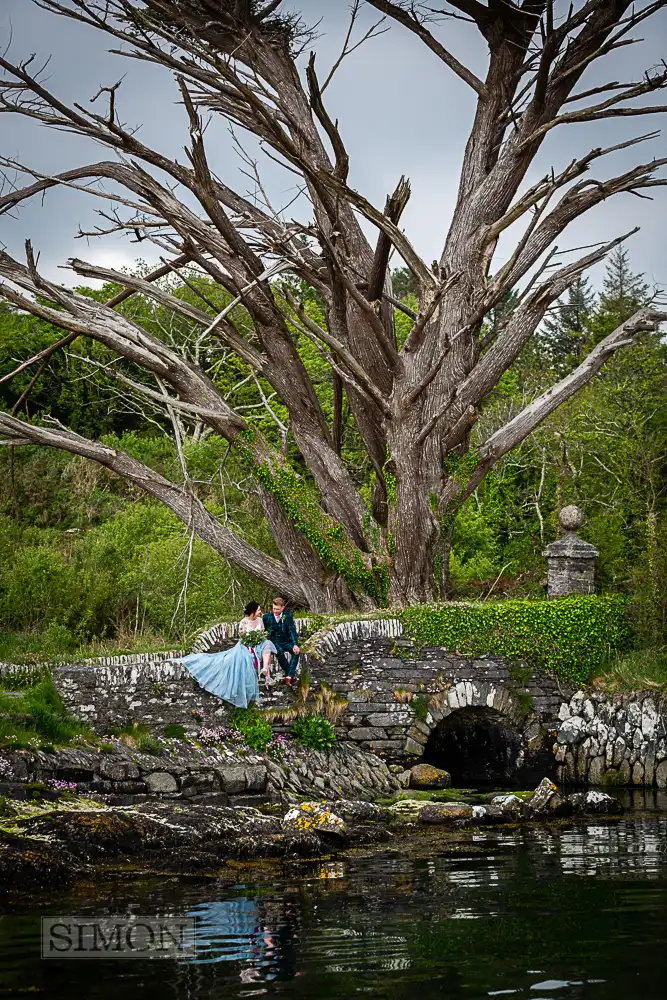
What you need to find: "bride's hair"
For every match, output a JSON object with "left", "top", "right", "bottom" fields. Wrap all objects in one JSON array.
[{"left": 244, "top": 600, "right": 260, "bottom": 617}]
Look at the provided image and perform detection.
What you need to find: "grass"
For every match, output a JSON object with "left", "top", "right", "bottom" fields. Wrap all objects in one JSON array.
[
  {"left": 0, "top": 628, "right": 178, "bottom": 665},
  {"left": 0, "top": 675, "right": 93, "bottom": 749},
  {"left": 594, "top": 648, "right": 667, "bottom": 692},
  {"left": 389, "top": 788, "right": 536, "bottom": 805}
]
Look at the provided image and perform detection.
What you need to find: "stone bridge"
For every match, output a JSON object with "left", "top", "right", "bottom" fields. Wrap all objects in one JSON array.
[{"left": 3, "top": 618, "right": 666, "bottom": 788}]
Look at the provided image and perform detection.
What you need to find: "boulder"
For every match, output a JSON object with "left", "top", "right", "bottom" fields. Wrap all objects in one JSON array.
[
  {"left": 488, "top": 794, "right": 530, "bottom": 822},
  {"left": 527, "top": 778, "right": 573, "bottom": 819},
  {"left": 333, "top": 800, "right": 389, "bottom": 824},
  {"left": 388, "top": 799, "right": 424, "bottom": 824},
  {"left": 566, "top": 790, "right": 623, "bottom": 815},
  {"left": 419, "top": 803, "right": 472, "bottom": 824},
  {"left": 529, "top": 777, "right": 559, "bottom": 813},
  {"left": 216, "top": 766, "right": 246, "bottom": 794},
  {"left": 145, "top": 772, "right": 178, "bottom": 794},
  {"left": 281, "top": 802, "right": 347, "bottom": 843},
  {"left": 409, "top": 764, "right": 451, "bottom": 790}
]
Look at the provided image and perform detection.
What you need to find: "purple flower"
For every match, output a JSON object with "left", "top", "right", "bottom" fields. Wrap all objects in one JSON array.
[{"left": 47, "top": 779, "right": 78, "bottom": 792}]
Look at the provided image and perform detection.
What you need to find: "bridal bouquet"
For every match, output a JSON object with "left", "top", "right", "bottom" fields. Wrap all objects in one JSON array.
[{"left": 239, "top": 629, "right": 269, "bottom": 648}]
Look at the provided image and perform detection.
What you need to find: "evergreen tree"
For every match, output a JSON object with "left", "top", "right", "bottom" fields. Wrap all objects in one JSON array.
[
  {"left": 586, "top": 247, "right": 652, "bottom": 346},
  {"left": 391, "top": 267, "right": 419, "bottom": 300},
  {"left": 541, "top": 276, "right": 595, "bottom": 368},
  {"left": 598, "top": 246, "right": 650, "bottom": 323}
]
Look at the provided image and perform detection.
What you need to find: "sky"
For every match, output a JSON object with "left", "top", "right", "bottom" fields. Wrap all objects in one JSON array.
[{"left": 1, "top": 0, "right": 666, "bottom": 293}]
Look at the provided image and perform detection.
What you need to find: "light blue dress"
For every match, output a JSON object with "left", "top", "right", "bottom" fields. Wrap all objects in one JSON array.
[{"left": 176, "top": 623, "right": 276, "bottom": 709}]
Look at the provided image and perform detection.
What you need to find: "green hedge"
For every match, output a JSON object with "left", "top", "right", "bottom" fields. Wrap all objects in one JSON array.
[{"left": 398, "top": 595, "right": 632, "bottom": 685}]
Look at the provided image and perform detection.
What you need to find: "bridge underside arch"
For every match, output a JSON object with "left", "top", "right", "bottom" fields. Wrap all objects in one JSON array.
[{"left": 424, "top": 707, "right": 524, "bottom": 786}]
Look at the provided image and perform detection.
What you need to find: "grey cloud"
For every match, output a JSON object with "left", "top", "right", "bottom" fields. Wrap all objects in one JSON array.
[{"left": 1, "top": 1, "right": 665, "bottom": 289}]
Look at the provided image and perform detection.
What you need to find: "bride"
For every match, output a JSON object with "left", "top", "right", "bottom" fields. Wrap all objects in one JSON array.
[{"left": 175, "top": 602, "right": 278, "bottom": 709}]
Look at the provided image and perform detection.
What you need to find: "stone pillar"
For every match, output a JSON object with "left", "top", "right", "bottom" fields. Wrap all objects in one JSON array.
[{"left": 543, "top": 505, "right": 599, "bottom": 598}]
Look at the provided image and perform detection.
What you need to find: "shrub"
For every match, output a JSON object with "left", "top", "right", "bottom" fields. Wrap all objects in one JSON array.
[
  {"left": 163, "top": 723, "right": 187, "bottom": 740},
  {"left": 229, "top": 707, "right": 273, "bottom": 752},
  {"left": 291, "top": 715, "right": 336, "bottom": 751},
  {"left": 25, "top": 781, "right": 47, "bottom": 800},
  {"left": 399, "top": 595, "right": 631, "bottom": 685},
  {"left": 137, "top": 733, "right": 162, "bottom": 755},
  {"left": 0, "top": 676, "right": 92, "bottom": 748}
]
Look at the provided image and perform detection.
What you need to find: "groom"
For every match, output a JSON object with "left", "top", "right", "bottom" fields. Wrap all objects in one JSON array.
[{"left": 263, "top": 597, "right": 300, "bottom": 684}]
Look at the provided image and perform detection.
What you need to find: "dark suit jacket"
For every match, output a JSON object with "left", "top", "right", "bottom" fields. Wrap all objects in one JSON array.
[{"left": 263, "top": 610, "right": 298, "bottom": 648}]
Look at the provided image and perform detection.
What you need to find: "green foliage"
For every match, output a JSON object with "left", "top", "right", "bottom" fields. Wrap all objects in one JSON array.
[
  {"left": 411, "top": 694, "right": 429, "bottom": 722},
  {"left": 290, "top": 714, "right": 336, "bottom": 751},
  {"left": 106, "top": 721, "right": 150, "bottom": 738},
  {"left": 596, "top": 647, "right": 667, "bottom": 692},
  {"left": 0, "top": 797, "right": 16, "bottom": 818},
  {"left": 239, "top": 442, "right": 389, "bottom": 602},
  {"left": 398, "top": 596, "right": 632, "bottom": 685},
  {"left": 229, "top": 706, "right": 273, "bottom": 752},
  {"left": 163, "top": 723, "right": 187, "bottom": 740},
  {"left": 0, "top": 249, "right": 664, "bottom": 660},
  {"left": 24, "top": 781, "right": 47, "bottom": 801},
  {"left": 136, "top": 733, "right": 162, "bottom": 755},
  {"left": 0, "top": 675, "right": 92, "bottom": 748}
]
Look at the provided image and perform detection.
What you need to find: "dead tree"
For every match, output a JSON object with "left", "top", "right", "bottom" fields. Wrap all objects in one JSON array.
[{"left": 0, "top": 1, "right": 666, "bottom": 610}]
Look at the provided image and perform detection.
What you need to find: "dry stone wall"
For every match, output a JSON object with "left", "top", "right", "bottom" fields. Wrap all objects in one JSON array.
[
  {"left": 555, "top": 689, "right": 667, "bottom": 788},
  {"left": 0, "top": 741, "right": 398, "bottom": 807}
]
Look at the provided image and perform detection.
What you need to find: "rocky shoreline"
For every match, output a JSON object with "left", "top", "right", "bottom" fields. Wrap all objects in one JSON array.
[
  {"left": 0, "top": 738, "right": 401, "bottom": 806},
  {"left": 1, "top": 741, "right": 626, "bottom": 898}
]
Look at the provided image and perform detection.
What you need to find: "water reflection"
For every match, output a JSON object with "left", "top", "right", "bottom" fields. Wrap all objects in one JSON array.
[{"left": 1, "top": 816, "right": 667, "bottom": 999}]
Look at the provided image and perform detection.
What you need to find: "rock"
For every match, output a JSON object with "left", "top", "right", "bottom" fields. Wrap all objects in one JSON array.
[
  {"left": 387, "top": 799, "right": 424, "bottom": 824},
  {"left": 404, "top": 737, "right": 425, "bottom": 756},
  {"left": 333, "top": 799, "right": 389, "bottom": 824},
  {"left": 588, "top": 756, "right": 606, "bottom": 784},
  {"left": 566, "top": 790, "right": 623, "bottom": 815},
  {"left": 557, "top": 716, "right": 585, "bottom": 745},
  {"left": 656, "top": 760, "right": 667, "bottom": 788},
  {"left": 529, "top": 777, "right": 559, "bottom": 813},
  {"left": 348, "top": 728, "right": 387, "bottom": 741},
  {"left": 396, "top": 770, "right": 411, "bottom": 788},
  {"left": 99, "top": 760, "right": 129, "bottom": 782},
  {"left": 244, "top": 765, "right": 267, "bottom": 792},
  {"left": 409, "top": 764, "right": 451, "bottom": 790},
  {"left": 216, "top": 766, "right": 246, "bottom": 794},
  {"left": 281, "top": 802, "right": 347, "bottom": 844},
  {"left": 0, "top": 836, "right": 81, "bottom": 891},
  {"left": 145, "top": 772, "right": 178, "bottom": 794},
  {"left": 527, "top": 778, "right": 572, "bottom": 818},
  {"left": 419, "top": 803, "right": 472, "bottom": 824},
  {"left": 489, "top": 794, "right": 530, "bottom": 821}
]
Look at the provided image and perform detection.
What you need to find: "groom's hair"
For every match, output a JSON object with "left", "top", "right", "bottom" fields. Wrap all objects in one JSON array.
[{"left": 271, "top": 596, "right": 286, "bottom": 608}]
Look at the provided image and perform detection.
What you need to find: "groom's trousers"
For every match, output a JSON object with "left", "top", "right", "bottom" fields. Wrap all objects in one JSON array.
[{"left": 274, "top": 642, "right": 299, "bottom": 679}]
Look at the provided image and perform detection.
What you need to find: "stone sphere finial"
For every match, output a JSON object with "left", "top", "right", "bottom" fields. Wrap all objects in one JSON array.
[{"left": 558, "top": 504, "right": 584, "bottom": 532}]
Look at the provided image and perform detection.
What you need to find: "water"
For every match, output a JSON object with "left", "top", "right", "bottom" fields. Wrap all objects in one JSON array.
[{"left": 2, "top": 811, "right": 667, "bottom": 999}]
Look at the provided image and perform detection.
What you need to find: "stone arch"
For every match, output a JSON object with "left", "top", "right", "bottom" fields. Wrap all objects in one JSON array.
[
  {"left": 424, "top": 707, "right": 526, "bottom": 785},
  {"left": 406, "top": 681, "right": 531, "bottom": 786},
  {"left": 404, "top": 680, "right": 524, "bottom": 753}
]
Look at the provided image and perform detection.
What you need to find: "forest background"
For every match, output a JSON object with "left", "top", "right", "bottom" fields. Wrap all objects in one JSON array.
[{"left": 1, "top": 245, "right": 665, "bottom": 678}]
